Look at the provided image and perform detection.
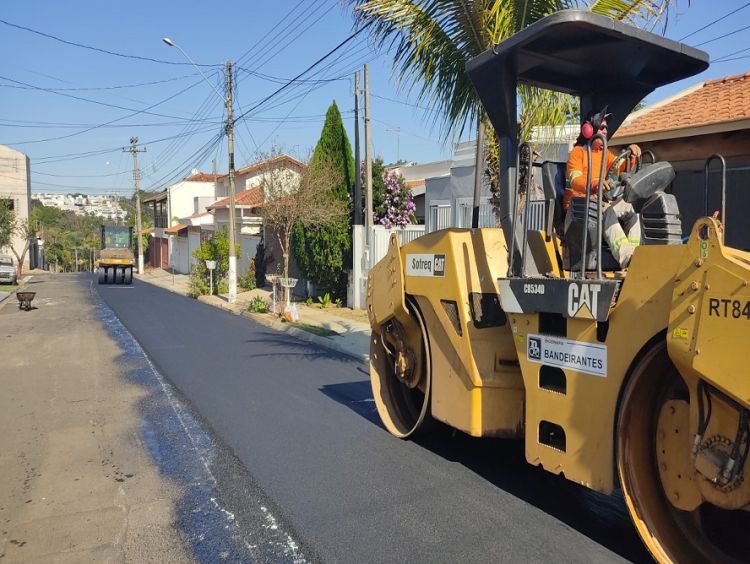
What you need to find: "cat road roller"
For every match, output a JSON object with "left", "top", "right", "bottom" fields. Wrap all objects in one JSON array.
[
  {"left": 367, "top": 11, "right": 749, "bottom": 563},
  {"left": 97, "top": 225, "right": 134, "bottom": 285}
]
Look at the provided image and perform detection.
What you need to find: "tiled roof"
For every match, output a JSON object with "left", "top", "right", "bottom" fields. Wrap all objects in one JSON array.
[
  {"left": 614, "top": 71, "right": 750, "bottom": 138},
  {"left": 186, "top": 172, "right": 221, "bottom": 182},
  {"left": 142, "top": 190, "right": 167, "bottom": 203},
  {"left": 165, "top": 223, "right": 188, "bottom": 234},
  {"left": 215, "top": 155, "right": 305, "bottom": 179},
  {"left": 209, "top": 186, "right": 263, "bottom": 209},
  {"left": 188, "top": 210, "right": 212, "bottom": 218}
]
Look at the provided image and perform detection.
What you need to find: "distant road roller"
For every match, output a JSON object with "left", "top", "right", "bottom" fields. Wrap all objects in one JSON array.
[
  {"left": 366, "top": 11, "right": 748, "bottom": 563},
  {"left": 97, "top": 225, "right": 134, "bottom": 285}
]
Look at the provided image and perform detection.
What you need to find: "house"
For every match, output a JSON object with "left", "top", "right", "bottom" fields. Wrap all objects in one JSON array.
[
  {"left": 388, "top": 160, "right": 451, "bottom": 224},
  {"left": 204, "top": 154, "right": 305, "bottom": 280},
  {"left": 423, "top": 140, "right": 496, "bottom": 231},
  {"left": 144, "top": 170, "right": 219, "bottom": 272},
  {"left": 612, "top": 71, "right": 750, "bottom": 250},
  {"left": 0, "top": 144, "right": 37, "bottom": 271}
]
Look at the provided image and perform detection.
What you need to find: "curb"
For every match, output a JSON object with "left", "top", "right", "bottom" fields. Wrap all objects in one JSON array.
[{"left": 135, "top": 277, "right": 370, "bottom": 365}]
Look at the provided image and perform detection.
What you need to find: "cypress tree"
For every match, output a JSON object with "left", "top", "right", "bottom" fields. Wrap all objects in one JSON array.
[{"left": 293, "top": 101, "right": 354, "bottom": 298}]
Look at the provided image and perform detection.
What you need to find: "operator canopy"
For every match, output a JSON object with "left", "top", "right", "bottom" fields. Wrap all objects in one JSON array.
[{"left": 466, "top": 10, "right": 709, "bottom": 138}]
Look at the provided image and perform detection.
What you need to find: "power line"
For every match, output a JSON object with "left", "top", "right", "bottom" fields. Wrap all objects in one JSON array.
[
  {"left": 0, "top": 17, "right": 220, "bottom": 67},
  {"left": 3, "top": 74, "right": 219, "bottom": 145},
  {"left": 678, "top": 2, "right": 750, "bottom": 41},
  {"left": 235, "top": 0, "right": 308, "bottom": 64},
  {"left": 234, "top": 25, "right": 372, "bottom": 123},
  {"left": 713, "top": 45, "right": 750, "bottom": 62},
  {"left": 694, "top": 22, "right": 750, "bottom": 47},
  {"left": 242, "top": 3, "right": 335, "bottom": 76},
  {"left": 0, "top": 73, "right": 199, "bottom": 92},
  {"left": 34, "top": 170, "right": 131, "bottom": 178},
  {"left": 372, "top": 93, "right": 432, "bottom": 112},
  {"left": 32, "top": 124, "right": 221, "bottom": 164}
]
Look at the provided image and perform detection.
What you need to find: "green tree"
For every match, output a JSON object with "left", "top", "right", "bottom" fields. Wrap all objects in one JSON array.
[
  {"left": 0, "top": 199, "right": 14, "bottom": 250},
  {"left": 292, "top": 101, "right": 355, "bottom": 298},
  {"left": 188, "top": 228, "right": 240, "bottom": 297}
]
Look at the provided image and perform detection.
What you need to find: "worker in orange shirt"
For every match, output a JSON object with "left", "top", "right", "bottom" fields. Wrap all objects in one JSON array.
[{"left": 564, "top": 107, "right": 642, "bottom": 268}]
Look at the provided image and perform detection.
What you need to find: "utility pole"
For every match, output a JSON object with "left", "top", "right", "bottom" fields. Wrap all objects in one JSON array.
[
  {"left": 225, "top": 61, "right": 238, "bottom": 303},
  {"left": 74, "top": 248, "right": 78, "bottom": 272},
  {"left": 352, "top": 71, "right": 363, "bottom": 309},
  {"left": 353, "top": 72, "right": 362, "bottom": 226},
  {"left": 364, "top": 64, "right": 373, "bottom": 245},
  {"left": 124, "top": 137, "right": 146, "bottom": 274}
]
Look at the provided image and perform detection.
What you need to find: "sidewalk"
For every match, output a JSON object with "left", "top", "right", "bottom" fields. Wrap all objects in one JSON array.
[{"left": 135, "top": 268, "right": 371, "bottom": 364}]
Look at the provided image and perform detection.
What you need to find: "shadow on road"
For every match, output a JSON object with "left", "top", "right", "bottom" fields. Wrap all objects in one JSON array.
[{"left": 320, "top": 379, "right": 652, "bottom": 564}]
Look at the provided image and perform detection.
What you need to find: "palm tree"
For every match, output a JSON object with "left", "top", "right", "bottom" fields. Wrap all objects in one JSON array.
[
  {"left": 348, "top": 1, "right": 677, "bottom": 142},
  {"left": 348, "top": 1, "right": 680, "bottom": 221}
]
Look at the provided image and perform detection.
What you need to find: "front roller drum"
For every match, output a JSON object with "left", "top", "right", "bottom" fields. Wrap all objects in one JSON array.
[
  {"left": 617, "top": 342, "right": 750, "bottom": 563},
  {"left": 370, "top": 298, "right": 432, "bottom": 438}
]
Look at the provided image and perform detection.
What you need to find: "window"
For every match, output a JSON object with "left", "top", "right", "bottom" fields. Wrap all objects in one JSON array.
[
  {"left": 1, "top": 198, "right": 15, "bottom": 211},
  {"left": 154, "top": 200, "right": 167, "bottom": 228}
]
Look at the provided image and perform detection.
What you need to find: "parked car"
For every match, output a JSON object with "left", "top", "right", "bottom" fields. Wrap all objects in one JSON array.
[{"left": 0, "top": 255, "right": 17, "bottom": 285}]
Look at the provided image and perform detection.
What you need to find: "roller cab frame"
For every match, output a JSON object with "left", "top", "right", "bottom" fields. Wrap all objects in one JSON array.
[{"left": 367, "top": 10, "right": 749, "bottom": 563}]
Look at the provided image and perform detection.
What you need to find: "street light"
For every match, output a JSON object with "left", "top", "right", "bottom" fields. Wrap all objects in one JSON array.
[{"left": 163, "top": 38, "right": 238, "bottom": 303}]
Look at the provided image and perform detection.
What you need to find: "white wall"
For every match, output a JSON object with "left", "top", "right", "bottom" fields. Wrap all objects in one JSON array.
[
  {"left": 0, "top": 145, "right": 31, "bottom": 268},
  {"left": 168, "top": 180, "right": 216, "bottom": 224}
]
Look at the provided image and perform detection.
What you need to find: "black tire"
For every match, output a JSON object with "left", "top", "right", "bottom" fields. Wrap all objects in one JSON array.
[
  {"left": 98, "top": 267, "right": 105, "bottom": 284},
  {"left": 114, "top": 267, "right": 124, "bottom": 285},
  {"left": 123, "top": 266, "right": 132, "bottom": 285},
  {"left": 106, "top": 267, "right": 115, "bottom": 285}
]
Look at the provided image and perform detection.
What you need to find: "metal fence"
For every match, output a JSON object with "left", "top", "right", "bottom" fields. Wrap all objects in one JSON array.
[{"left": 369, "top": 225, "right": 426, "bottom": 268}]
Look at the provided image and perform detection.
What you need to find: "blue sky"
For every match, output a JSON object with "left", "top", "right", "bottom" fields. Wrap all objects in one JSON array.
[{"left": 1, "top": 1, "right": 748, "bottom": 196}]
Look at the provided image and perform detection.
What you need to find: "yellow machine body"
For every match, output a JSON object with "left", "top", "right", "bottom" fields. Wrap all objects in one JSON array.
[
  {"left": 367, "top": 219, "right": 750, "bottom": 561},
  {"left": 368, "top": 228, "right": 523, "bottom": 438}
]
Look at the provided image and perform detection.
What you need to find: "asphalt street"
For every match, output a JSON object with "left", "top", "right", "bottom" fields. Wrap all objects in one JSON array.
[{"left": 95, "top": 275, "right": 652, "bottom": 563}]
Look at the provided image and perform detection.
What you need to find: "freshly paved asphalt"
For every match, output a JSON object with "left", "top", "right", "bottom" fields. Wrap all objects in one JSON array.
[{"left": 96, "top": 275, "right": 651, "bottom": 563}]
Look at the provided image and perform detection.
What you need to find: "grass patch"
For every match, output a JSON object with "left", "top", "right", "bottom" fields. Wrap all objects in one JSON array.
[
  {"left": 0, "top": 284, "right": 19, "bottom": 293},
  {"left": 295, "top": 323, "right": 340, "bottom": 338}
]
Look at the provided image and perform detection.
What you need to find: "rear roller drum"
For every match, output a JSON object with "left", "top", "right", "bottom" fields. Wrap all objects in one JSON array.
[
  {"left": 123, "top": 266, "right": 133, "bottom": 285},
  {"left": 97, "top": 267, "right": 105, "bottom": 284},
  {"left": 370, "top": 298, "right": 432, "bottom": 438},
  {"left": 106, "top": 267, "right": 115, "bottom": 285},
  {"left": 114, "top": 266, "right": 124, "bottom": 285},
  {"left": 617, "top": 342, "right": 750, "bottom": 563}
]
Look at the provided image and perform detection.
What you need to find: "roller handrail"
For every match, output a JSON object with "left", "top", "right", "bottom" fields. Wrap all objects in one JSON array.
[
  {"left": 581, "top": 134, "right": 608, "bottom": 279},
  {"left": 507, "top": 142, "right": 524, "bottom": 276},
  {"left": 519, "top": 143, "right": 535, "bottom": 276},
  {"left": 704, "top": 154, "right": 727, "bottom": 241}
]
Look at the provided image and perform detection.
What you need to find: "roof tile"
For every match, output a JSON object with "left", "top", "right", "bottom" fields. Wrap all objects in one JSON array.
[
  {"left": 614, "top": 71, "right": 750, "bottom": 138},
  {"left": 210, "top": 186, "right": 263, "bottom": 209}
]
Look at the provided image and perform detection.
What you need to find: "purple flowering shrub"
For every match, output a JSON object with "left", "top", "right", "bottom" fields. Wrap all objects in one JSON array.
[{"left": 375, "top": 170, "right": 415, "bottom": 228}]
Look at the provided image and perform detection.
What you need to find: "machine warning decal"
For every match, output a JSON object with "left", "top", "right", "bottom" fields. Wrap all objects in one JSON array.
[
  {"left": 672, "top": 327, "right": 689, "bottom": 339},
  {"left": 707, "top": 297, "right": 750, "bottom": 320},
  {"left": 527, "top": 333, "right": 607, "bottom": 377},
  {"left": 405, "top": 254, "right": 446, "bottom": 277}
]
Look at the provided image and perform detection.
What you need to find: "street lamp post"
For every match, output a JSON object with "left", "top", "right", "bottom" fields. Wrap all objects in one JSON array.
[{"left": 163, "top": 38, "right": 238, "bottom": 303}]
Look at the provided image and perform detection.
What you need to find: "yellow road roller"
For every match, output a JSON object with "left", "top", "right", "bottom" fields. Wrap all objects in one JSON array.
[
  {"left": 366, "top": 11, "right": 748, "bottom": 562},
  {"left": 97, "top": 225, "right": 134, "bottom": 285}
]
